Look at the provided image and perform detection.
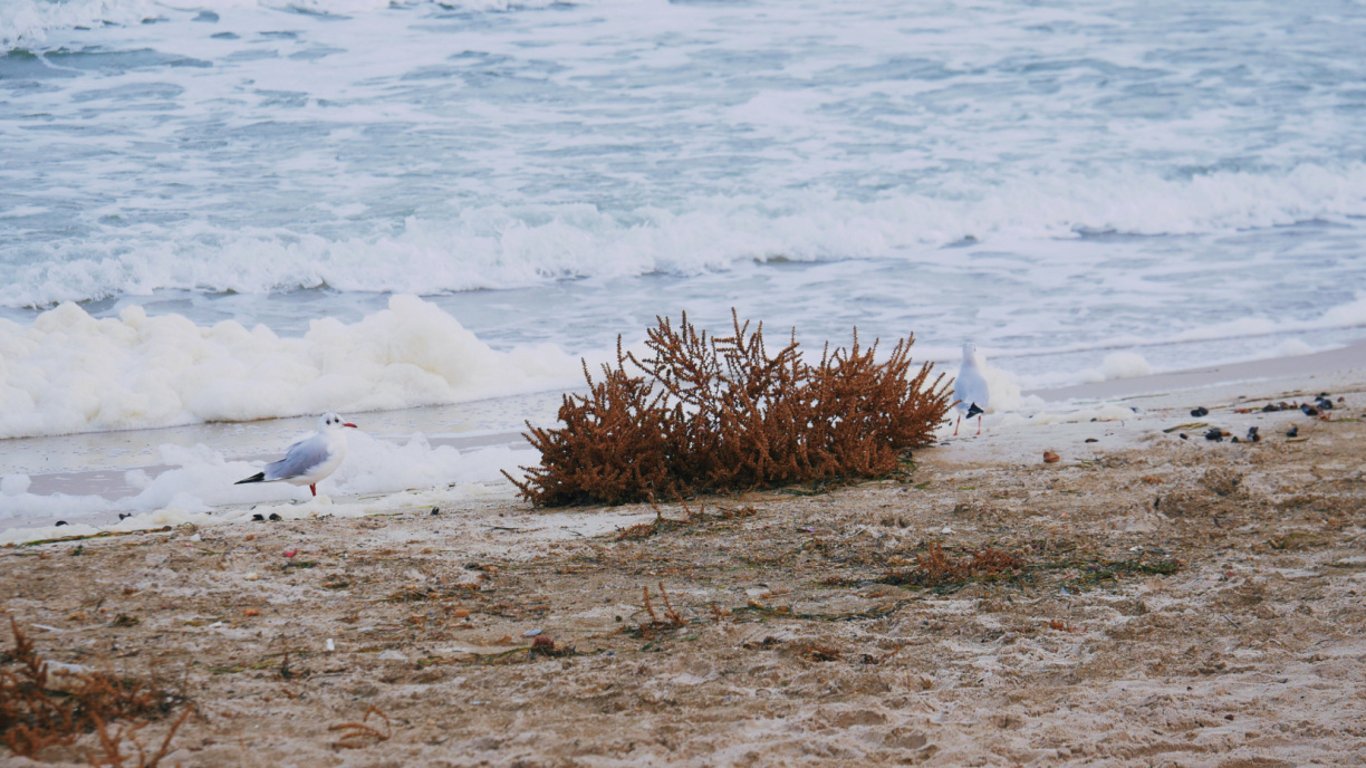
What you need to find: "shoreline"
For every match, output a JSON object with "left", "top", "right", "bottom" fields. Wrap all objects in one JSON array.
[
  {"left": 3, "top": 337, "right": 1365, "bottom": 544},
  {"left": 2, "top": 371, "right": 1362, "bottom": 765},
  {"left": 1032, "top": 336, "right": 1366, "bottom": 403}
]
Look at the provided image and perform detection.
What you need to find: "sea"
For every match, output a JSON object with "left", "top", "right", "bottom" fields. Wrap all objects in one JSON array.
[{"left": 2, "top": 0, "right": 1364, "bottom": 534}]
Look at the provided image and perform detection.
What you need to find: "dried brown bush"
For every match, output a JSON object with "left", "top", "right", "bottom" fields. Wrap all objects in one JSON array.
[
  {"left": 1, "top": 617, "right": 188, "bottom": 763},
  {"left": 506, "top": 311, "right": 951, "bottom": 506}
]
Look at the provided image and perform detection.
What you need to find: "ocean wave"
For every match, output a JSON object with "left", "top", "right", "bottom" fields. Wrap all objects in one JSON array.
[
  {"left": 0, "top": 295, "right": 580, "bottom": 439},
  {"left": 0, "top": 0, "right": 158, "bottom": 49},
  {"left": 5, "top": 163, "right": 1364, "bottom": 309},
  {"left": 0, "top": 0, "right": 578, "bottom": 50}
]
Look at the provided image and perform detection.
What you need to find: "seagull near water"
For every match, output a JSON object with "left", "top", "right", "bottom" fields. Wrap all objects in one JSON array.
[
  {"left": 235, "top": 412, "right": 358, "bottom": 497},
  {"left": 953, "top": 342, "right": 990, "bottom": 436}
]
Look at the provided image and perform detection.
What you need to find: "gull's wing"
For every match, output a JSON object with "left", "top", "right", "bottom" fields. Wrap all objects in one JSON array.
[
  {"left": 264, "top": 433, "right": 331, "bottom": 481},
  {"left": 953, "top": 364, "right": 990, "bottom": 413}
]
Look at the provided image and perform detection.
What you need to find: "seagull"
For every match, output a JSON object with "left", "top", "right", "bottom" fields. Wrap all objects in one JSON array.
[
  {"left": 953, "top": 342, "right": 989, "bottom": 436},
  {"left": 235, "top": 413, "right": 358, "bottom": 497}
]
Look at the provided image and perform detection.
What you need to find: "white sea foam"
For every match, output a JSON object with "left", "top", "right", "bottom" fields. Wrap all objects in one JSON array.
[
  {"left": 0, "top": 295, "right": 579, "bottom": 439},
  {"left": 0, "top": 430, "right": 530, "bottom": 530},
  {"left": 1083, "top": 352, "right": 1154, "bottom": 383},
  {"left": 0, "top": 0, "right": 158, "bottom": 49}
]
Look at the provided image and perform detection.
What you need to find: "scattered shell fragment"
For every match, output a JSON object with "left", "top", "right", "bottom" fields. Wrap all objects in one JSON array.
[{"left": 1043, "top": 450, "right": 1061, "bottom": 463}]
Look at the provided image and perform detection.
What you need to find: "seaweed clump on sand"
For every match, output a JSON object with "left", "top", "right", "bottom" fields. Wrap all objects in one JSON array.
[
  {"left": 506, "top": 310, "right": 951, "bottom": 506},
  {"left": 1, "top": 617, "right": 191, "bottom": 764}
]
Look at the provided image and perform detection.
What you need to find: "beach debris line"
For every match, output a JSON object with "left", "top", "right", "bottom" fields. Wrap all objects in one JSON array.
[
  {"left": 953, "top": 342, "right": 990, "bottom": 436},
  {"left": 235, "top": 412, "right": 358, "bottom": 498},
  {"left": 506, "top": 310, "right": 951, "bottom": 506}
]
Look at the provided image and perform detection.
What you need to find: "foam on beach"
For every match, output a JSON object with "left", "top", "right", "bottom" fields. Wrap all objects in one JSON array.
[
  {"left": 0, "top": 429, "right": 534, "bottom": 542},
  {"left": 0, "top": 295, "right": 579, "bottom": 440}
]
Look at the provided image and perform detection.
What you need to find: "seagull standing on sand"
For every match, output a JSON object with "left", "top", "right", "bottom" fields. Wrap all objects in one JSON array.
[
  {"left": 953, "top": 342, "right": 990, "bottom": 436},
  {"left": 235, "top": 413, "right": 357, "bottom": 497}
]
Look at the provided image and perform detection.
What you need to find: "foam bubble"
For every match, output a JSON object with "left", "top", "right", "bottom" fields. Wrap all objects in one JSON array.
[
  {"left": 1273, "top": 338, "right": 1315, "bottom": 357},
  {"left": 0, "top": 295, "right": 579, "bottom": 439},
  {"left": 1100, "top": 352, "right": 1153, "bottom": 381}
]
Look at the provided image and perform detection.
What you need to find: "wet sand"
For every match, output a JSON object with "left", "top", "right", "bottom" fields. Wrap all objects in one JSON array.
[{"left": 2, "top": 353, "right": 1365, "bottom": 766}]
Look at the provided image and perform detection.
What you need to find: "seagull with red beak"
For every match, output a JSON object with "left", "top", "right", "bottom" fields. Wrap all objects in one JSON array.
[{"left": 235, "top": 412, "right": 358, "bottom": 497}]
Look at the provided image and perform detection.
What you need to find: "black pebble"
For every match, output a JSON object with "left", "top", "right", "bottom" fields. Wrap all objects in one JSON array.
[
  {"left": 1315, "top": 398, "right": 1334, "bottom": 411},
  {"left": 1261, "top": 403, "right": 1279, "bottom": 413},
  {"left": 55, "top": 520, "right": 68, "bottom": 527},
  {"left": 1179, "top": 433, "right": 1188, "bottom": 440},
  {"left": 430, "top": 507, "right": 440, "bottom": 516},
  {"left": 1301, "top": 404, "right": 1319, "bottom": 416},
  {"left": 1204, "top": 428, "right": 1224, "bottom": 442},
  {"left": 268, "top": 512, "right": 282, "bottom": 521},
  {"left": 1246, "top": 426, "right": 1260, "bottom": 442},
  {"left": 118, "top": 513, "right": 132, "bottom": 521},
  {"left": 1190, "top": 406, "right": 1209, "bottom": 417},
  {"left": 1084, "top": 438, "right": 1098, "bottom": 443},
  {"left": 252, "top": 513, "right": 265, "bottom": 521},
  {"left": 1286, "top": 426, "right": 1299, "bottom": 438}
]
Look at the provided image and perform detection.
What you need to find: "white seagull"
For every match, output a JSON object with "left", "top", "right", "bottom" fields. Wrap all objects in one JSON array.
[
  {"left": 235, "top": 412, "right": 358, "bottom": 497},
  {"left": 953, "top": 342, "right": 990, "bottom": 436}
]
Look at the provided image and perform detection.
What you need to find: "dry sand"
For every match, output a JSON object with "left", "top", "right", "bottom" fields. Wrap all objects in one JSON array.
[{"left": 3, "top": 369, "right": 1365, "bottom": 766}]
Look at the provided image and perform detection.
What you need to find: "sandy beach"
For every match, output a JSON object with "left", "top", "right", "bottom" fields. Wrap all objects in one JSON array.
[{"left": 3, "top": 348, "right": 1366, "bottom": 767}]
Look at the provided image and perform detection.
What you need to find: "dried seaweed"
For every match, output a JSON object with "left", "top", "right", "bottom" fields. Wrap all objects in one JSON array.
[
  {"left": 328, "top": 705, "right": 392, "bottom": 749},
  {"left": 1, "top": 617, "right": 188, "bottom": 762},
  {"left": 882, "top": 543, "right": 1026, "bottom": 591},
  {"left": 506, "top": 310, "right": 951, "bottom": 506}
]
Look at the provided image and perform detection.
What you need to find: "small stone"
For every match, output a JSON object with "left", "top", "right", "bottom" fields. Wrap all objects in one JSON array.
[
  {"left": 1190, "top": 406, "right": 1209, "bottom": 417},
  {"left": 268, "top": 512, "right": 282, "bottom": 521},
  {"left": 1043, "top": 450, "right": 1061, "bottom": 463},
  {"left": 1084, "top": 437, "right": 1098, "bottom": 443},
  {"left": 430, "top": 507, "right": 440, "bottom": 516},
  {"left": 55, "top": 520, "right": 68, "bottom": 527},
  {"left": 1286, "top": 426, "right": 1299, "bottom": 438},
  {"left": 252, "top": 513, "right": 265, "bottom": 521}
]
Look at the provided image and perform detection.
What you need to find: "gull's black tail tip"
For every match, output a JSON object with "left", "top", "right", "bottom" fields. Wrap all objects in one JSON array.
[
  {"left": 966, "top": 403, "right": 985, "bottom": 418},
  {"left": 235, "top": 472, "right": 265, "bottom": 485}
]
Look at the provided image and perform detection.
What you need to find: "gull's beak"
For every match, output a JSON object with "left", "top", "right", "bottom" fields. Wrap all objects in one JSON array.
[{"left": 343, "top": 422, "right": 358, "bottom": 429}]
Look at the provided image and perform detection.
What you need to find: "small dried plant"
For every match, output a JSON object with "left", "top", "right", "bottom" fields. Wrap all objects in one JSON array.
[
  {"left": 506, "top": 310, "right": 950, "bottom": 506},
  {"left": 884, "top": 543, "right": 1025, "bottom": 590},
  {"left": 1, "top": 617, "right": 188, "bottom": 763},
  {"left": 328, "top": 705, "right": 392, "bottom": 749}
]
